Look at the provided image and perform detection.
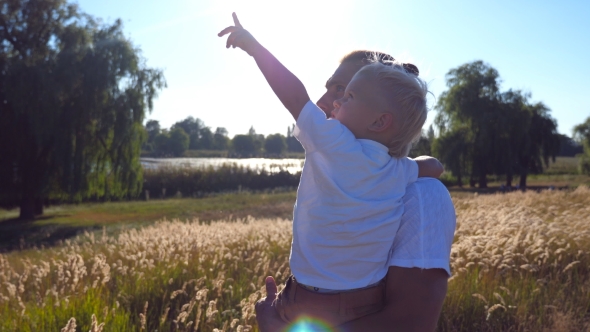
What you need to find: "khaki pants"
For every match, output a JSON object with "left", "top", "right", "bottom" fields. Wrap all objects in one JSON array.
[{"left": 275, "top": 275, "right": 385, "bottom": 329}]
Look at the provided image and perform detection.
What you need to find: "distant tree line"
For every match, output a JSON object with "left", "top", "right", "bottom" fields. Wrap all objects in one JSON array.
[{"left": 142, "top": 118, "right": 304, "bottom": 157}]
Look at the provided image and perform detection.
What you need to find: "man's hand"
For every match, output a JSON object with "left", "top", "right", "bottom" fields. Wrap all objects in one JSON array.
[
  {"left": 255, "top": 276, "right": 288, "bottom": 332},
  {"left": 218, "top": 12, "right": 261, "bottom": 56}
]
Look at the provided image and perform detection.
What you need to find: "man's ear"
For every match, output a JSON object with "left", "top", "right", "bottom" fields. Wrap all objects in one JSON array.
[{"left": 369, "top": 113, "right": 394, "bottom": 132}]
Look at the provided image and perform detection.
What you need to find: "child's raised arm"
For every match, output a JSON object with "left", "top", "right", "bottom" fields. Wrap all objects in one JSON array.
[
  {"left": 413, "top": 156, "right": 444, "bottom": 178},
  {"left": 218, "top": 13, "right": 309, "bottom": 120}
]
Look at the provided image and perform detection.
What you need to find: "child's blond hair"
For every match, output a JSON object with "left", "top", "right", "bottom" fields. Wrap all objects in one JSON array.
[{"left": 357, "top": 59, "right": 428, "bottom": 158}]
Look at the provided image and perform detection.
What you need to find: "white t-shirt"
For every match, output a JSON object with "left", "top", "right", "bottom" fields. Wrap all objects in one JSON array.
[
  {"left": 388, "top": 178, "right": 456, "bottom": 276},
  {"left": 291, "top": 101, "right": 419, "bottom": 290}
]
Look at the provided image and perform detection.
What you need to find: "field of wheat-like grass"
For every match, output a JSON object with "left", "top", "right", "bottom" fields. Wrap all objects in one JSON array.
[{"left": 1, "top": 186, "right": 589, "bottom": 331}]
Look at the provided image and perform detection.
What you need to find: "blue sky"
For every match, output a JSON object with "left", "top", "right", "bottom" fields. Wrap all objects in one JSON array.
[{"left": 76, "top": 0, "right": 590, "bottom": 138}]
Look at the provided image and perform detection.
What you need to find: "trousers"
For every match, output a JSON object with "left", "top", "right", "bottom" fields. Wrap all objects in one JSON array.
[{"left": 274, "top": 275, "right": 385, "bottom": 329}]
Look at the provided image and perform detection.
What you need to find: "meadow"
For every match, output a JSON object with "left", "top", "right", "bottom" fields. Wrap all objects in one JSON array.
[{"left": 0, "top": 186, "right": 589, "bottom": 331}]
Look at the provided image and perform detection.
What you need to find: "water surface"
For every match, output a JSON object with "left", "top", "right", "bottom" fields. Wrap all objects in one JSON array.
[{"left": 141, "top": 157, "right": 304, "bottom": 174}]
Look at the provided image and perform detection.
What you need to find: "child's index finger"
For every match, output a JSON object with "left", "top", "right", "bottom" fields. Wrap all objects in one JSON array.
[
  {"left": 232, "top": 12, "right": 243, "bottom": 28},
  {"left": 218, "top": 26, "right": 237, "bottom": 37}
]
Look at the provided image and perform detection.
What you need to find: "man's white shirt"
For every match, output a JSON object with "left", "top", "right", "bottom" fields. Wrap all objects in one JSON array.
[{"left": 389, "top": 178, "right": 456, "bottom": 276}]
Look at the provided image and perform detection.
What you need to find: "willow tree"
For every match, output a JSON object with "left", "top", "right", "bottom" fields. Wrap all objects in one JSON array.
[
  {"left": 513, "top": 101, "right": 560, "bottom": 187},
  {"left": 0, "top": 0, "right": 165, "bottom": 219},
  {"left": 574, "top": 117, "right": 590, "bottom": 174},
  {"left": 434, "top": 61, "right": 559, "bottom": 188},
  {"left": 432, "top": 126, "right": 472, "bottom": 187},
  {"left": 434, "top": 61, "right": 501, "bottom": 188}
]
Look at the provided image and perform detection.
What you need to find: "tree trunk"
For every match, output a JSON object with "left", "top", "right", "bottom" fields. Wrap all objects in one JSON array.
[
  {"left": 506, "top": 173, "right": 513, "bottom": 187},
  {"left": 19, "top": 194, "right": 35, "bottom": 220},
  {"left": 457, "top": 174, "right": 463, "bottom": 187},
  {"left": 18, "top": 158, "right": 46, "bottom": 220},
  {"left": 35, "top": 196, "right": 44, "bottom": 215},
  {"left": 478, "top": 173, "right": 487, "bottom": 188},
  {"left": 519, "top": 172, "right": 527, "bottom": 189}
]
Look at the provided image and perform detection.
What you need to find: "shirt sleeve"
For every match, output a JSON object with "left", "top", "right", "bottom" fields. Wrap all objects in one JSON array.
[
  {"left": 388, "top": 178, "right": 456, "bottom": 276},
  {"left": 294, "top": 100, "right": 356, "bottom": 154},
  {"left": 399, "top": 157, "right": 419, "bottom": 186}
]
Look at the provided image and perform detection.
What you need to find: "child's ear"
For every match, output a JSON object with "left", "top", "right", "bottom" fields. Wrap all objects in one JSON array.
[{"left": 369, "top": 113, "right": 394, "bottom": 132}]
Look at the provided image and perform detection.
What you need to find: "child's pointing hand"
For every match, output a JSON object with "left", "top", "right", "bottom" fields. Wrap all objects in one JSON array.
[{"left": 218, "top": 13, "right": 261, "bottom": 56}]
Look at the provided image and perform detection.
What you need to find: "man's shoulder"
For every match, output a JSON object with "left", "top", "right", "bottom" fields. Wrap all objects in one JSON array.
[
  {"left": 405, "top": 178, "right": 450, "bottom": 201},
  {"left": 402, "top": 177, "right": 455, "bottom": 233}
]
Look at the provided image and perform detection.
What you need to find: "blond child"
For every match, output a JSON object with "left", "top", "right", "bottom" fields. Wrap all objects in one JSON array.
[{"left": 218, "top": 13, "right": 442, "bottom": 326}]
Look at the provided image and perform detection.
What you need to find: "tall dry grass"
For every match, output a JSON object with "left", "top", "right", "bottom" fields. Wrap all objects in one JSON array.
[
  {"left": 0, "top": 187, "right": 589, "bottom": 331},
  {"left": 441, "top": 186, "right": 590, "bottom": 331}
]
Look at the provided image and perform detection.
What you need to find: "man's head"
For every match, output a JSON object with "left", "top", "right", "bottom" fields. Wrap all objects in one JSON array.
[
  {"left": 329, "top": 57, "right": 428, "bottom": 158},
  {"left": 316, "top": 50, "right": 419, "bottom": 118}
]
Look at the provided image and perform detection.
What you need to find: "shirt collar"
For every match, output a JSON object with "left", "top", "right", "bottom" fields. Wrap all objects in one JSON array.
[{"left": 358, "top": 139, "right": 391, "bottom": 163}]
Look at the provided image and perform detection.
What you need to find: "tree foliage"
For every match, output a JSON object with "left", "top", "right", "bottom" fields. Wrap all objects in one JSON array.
[
  {"left": 433, "top": 61, "right": 559, "bottom": 188},
  {"left": 574, "top": 116, "right": 590, "bottom": 175},
  {"left": 0, "top": 0, "right": 165, "bottom": 218},
  {"left": 434, "top": 61, "right": 500, "bottom": 187},
  {"left": 231, "top": 135, "right": 257, "bottom": 157},
  {"left": 409, "top": 125, "right": 434, "bottom": 158},
  {"left": 557, "top": 134, "right": 583, "bottom": 157},
  {"left": 286, "top": 124, "right": 304, "bottom": 153},
  {"left": 264, "top": 134, "right": 287, "bottom": 156},
  {"left": 213, "top": 127, "right": 230, "bottom": 150},
  {"left": 168, "top": 128, "right": 189, "bottom": 157},
  {"left": 171, "top": 116, "right": 204, "bottom": 149}
]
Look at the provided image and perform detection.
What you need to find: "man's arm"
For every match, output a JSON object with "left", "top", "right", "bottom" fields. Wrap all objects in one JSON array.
[
  {"left": 218, "top": 13, "right": 309, "bottom": 120},
  {"left": 413, "top": 156, "right": 444, "bottom": 178},
  {"left": 340, "top": 266, "right": 448, "bottom": 332}
]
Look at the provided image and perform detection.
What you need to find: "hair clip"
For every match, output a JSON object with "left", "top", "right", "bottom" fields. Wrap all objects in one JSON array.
[{"left": 402, "top": 63, "right": 419, "bottom": 76}]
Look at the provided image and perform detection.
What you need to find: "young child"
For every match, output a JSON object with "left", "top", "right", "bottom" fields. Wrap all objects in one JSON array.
[{"left": 219, "top": 13, "right": 443, "bottom": 326}]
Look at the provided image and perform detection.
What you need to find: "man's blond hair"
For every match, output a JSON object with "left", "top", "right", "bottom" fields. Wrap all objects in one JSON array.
[{"left": 340, "top": 50, "right": 420, "bottom": 76}]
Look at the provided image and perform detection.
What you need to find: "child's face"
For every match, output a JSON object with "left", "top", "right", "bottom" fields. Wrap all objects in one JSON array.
[
  {"left": 316, "top": 61, "right": 365, "bottom": 118},
  {"left": 331, "top": 72, "right": 389, "bottom": 138}
]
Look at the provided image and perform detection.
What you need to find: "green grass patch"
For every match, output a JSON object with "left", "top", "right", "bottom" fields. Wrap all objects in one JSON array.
[
  {"left": 545, "top": 156, "right": 580, "bottom": 175},
  {"left": 0, "top": 191, "right": 296, "bottom": 252}
]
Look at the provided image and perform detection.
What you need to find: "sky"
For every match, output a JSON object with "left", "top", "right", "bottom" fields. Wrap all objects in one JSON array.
[{"left": 76, "top": 0, "right": 590, "bottom": 138}]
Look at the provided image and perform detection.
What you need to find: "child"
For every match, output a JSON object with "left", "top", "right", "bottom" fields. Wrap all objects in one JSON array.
[{"left": 219, "top": 13, "right": 443, "bottom": 326}]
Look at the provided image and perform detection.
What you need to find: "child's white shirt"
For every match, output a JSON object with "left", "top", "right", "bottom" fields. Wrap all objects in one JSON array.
[{"left": 291, "top": 101, "right": 418, "bottom": 290}]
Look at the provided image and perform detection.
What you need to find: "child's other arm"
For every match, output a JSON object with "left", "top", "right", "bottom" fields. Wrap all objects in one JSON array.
[
  {"left": 218, "top": 13, "right": 309, "bottom": 121},
  {"left": 413, "top": 156, "right": 444, "bottom": 178}
]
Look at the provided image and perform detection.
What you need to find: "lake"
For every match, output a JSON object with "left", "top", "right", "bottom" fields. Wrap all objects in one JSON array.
[{"left": 141, "top": 157, "right": 304, "bottom": 174}]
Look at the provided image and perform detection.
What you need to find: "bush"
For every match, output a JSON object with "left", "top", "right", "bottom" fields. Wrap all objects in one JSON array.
[
  {"left": 438, "top": 172, "right": 458, "bottom": 187},
  {"left": 142, "top": 164, "right": 300, "bottom": 198},
  {"left": 579, "top": 153, "right": 590, "bottom": 175}
]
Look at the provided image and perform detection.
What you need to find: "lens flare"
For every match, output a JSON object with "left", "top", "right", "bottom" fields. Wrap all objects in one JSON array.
[{"left": 284, "top": 315, "right": 334, "bottom": 332}]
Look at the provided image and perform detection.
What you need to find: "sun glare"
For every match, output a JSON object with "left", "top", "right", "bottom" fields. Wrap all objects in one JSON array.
[
  {"left": 284, "top": 316, "right": 334, "bottom": 332},
  {"left": 214, "top": 0, "right": 354, "bottom": 63}
]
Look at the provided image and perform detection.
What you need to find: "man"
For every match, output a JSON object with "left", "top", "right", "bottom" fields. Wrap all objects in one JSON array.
[{"left": 255, "top": 51, "right": 456, "bottom": 331}]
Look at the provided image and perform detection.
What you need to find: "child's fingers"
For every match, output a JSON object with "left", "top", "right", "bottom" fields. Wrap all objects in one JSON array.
[
  {"left": 218, "top": 26, "right": 240, "bottom": 37},
  {"left": 226, "top": 30, "right": 246, "bottom": 49},
  {"left": 226, "top": 32, "right": 235, "bottom": 48},
  {"left": 232, "top": 12, "right": 243, "bottom": 28}
]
